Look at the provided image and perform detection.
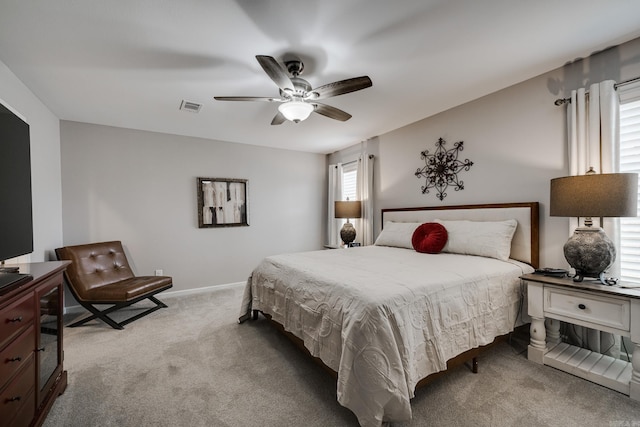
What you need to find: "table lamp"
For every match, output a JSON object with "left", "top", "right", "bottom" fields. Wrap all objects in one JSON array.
[
  {"left": 335, "top": 199, "right": 362, "bottom": 247},
  {"left": 550, "top": 170, "right": 638, "bottom": 284}
]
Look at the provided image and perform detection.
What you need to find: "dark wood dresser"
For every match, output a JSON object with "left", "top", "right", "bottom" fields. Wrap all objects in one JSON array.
[{"left": 0, "top": 261, "right": 69, "bottom": 427}]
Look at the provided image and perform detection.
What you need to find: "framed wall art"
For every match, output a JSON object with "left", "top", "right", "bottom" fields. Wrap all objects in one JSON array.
[{"left": 197, "top": 177, "right": 249, "bottom": 228}]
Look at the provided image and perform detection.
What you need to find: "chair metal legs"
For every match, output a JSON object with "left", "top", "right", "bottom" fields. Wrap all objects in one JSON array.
[{"left": 70, "top": 293, "right": 169, "bottom": 330}]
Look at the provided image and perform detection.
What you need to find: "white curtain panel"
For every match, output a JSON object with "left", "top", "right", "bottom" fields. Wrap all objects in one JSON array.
[
  {"left": 566, "top": 80, "right": 620, "bottom": 357},
  {"left": 327, "top": 163, "right": 343, "bottom": 246},
  {"left": 355, "top": 154, "right": 375, "bottom": 245}
]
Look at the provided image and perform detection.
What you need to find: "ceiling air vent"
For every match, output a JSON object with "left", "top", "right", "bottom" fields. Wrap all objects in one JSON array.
[{"left": 179, "top": 100, "right": 202, "bottom": 113}]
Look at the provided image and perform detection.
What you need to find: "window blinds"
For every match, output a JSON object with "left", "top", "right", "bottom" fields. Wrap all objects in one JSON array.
[
  {"left": 620, "top": 98, "right": 640, "bottom": 283},
  {"left": 342, "top": 161, "right": 358, "bottom": 201}
]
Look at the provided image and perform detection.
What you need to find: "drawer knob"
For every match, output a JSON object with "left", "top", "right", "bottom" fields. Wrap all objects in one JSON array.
[
  {"left": 8, "top": 356, "right": 22, "bottom": 362},
  {"left": 578, "top": 303, "right": 587, "bottom": 310},
  {"left": 7, "top": 396, "right": 21, "bottom": 402},
  {"left": 8, "top": 316, "right": 23, "bottom": 323}
]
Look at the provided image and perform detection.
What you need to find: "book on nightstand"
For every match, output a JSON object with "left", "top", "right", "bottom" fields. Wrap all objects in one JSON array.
[{"left": 533, "top": 268, "right": 569, "bottom": 278}]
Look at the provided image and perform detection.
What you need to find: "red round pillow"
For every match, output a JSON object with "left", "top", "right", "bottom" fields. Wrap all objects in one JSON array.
[{"left": 411, "top": 222, "right": 448, "bottom": 254}]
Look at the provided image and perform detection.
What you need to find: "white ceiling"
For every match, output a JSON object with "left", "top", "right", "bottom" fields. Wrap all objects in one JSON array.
[{"left": 1, "top": 1, "right": 640, "bottom": 154}]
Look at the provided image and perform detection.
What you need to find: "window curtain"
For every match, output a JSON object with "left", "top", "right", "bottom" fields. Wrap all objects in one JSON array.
[
  {"left": 327, "top": 163, "right": 343, "bottom": 246},
  {"left": 355, "top": 154, "right": 374, "bottom": 245},
  {"left": 565, "top": 80, "right": 620, "bottom": 357}
]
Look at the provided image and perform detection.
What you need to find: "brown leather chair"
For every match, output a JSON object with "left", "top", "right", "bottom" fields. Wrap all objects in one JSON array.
[{"left": 56, "top": 241, "right": 172, "bottom": 329}]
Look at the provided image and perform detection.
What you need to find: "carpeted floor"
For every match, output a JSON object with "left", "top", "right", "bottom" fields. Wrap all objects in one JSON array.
[{"left": 43, "top": 284, "right": 640, "bottom": 427}]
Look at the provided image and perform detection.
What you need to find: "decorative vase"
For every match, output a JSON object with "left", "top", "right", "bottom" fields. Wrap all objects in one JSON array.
[
  {"left": 563, "top": 226, "right": 615, "bottom": 281},
  {"left": 340, "top": 221, "right": 357, "bottom": 246}
]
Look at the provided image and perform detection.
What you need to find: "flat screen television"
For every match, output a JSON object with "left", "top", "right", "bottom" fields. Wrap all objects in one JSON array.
[{"left": 0, "top": 101, "right": 33, "bottom": 266}]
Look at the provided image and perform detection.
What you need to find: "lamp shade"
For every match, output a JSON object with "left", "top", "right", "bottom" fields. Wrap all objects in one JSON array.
[
  {"left": 551, "top": 172, "right": 638, "bottom": 284},
  {"left": 550, "top": 173, "right": 638, "bottom": 218},
  {"left": 278, "top": 101, "right": 314, "bottom": 123},
  {"left": 335, "top": 201, "right": 362, "bottom": 219}
]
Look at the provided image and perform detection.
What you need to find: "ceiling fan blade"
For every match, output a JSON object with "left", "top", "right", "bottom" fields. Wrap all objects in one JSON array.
[
  {"left": 271, "top": 111, "right": 286, "bottom": 125},
  {"left": 214, "top": 96, "right": 279, "bottom": 102},
  {"left": 256, "top": 55, "right": 294, "bottom": 92},
  {"left": 313, "top": 103, "right": 352, "bottom": 121},
  {"left": 310, "top": 76, "right": 372, "bottom": 100}
]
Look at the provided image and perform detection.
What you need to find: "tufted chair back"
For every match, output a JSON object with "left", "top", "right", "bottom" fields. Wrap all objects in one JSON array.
[{"left": 55, "top": 241, "right": 135, "bottom": 301}]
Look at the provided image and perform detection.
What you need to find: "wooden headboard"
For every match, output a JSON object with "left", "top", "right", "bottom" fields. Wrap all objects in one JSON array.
[{"left": 381, "top": 202, "right": 539, "bottom": 268}]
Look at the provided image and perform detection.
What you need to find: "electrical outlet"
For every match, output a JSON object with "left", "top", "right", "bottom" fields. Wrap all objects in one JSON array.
[{"left": 154, "top": 269, "right": 163, "bottom": 276}]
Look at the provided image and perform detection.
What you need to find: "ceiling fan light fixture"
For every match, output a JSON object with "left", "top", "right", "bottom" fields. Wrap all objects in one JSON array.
[
  {"left": 278, "top": 101, "right": 314, "bottom": 123},
  {"left": 214, "top": 55, "right": 372, "bottom": 125}
]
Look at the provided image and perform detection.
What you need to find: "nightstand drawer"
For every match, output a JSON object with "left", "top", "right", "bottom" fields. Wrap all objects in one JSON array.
[{"left": 544, "top": 287, "right": 630, "bottom": 331}]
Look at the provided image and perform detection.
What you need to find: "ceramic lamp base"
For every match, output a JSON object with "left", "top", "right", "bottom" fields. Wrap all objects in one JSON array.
[
  {"left": 340, "top": 222, "right": 357, "bottom": 246},
  {"left": 563, "top": 226, "right": 615, "bottom": 283}
]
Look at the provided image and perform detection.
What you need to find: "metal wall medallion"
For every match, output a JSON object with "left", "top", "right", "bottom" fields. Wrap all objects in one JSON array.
[{"left": 415, "top": 137, "right": 474, "bottom": 201}]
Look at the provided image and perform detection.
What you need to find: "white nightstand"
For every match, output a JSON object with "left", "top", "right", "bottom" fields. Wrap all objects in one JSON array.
[{"left": 521, "top": 273, "right": 640, "bottom": 400}]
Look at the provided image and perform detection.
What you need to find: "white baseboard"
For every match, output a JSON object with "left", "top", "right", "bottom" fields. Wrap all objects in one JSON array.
[
  {"left": 163, "top": 281, "right": 245, "bottom": 298},
  {"left": 63, "top": 305, "right": 86, "bottom": 316},
  {"left": 62, "top": 281, "right": 245, "bottom": 315}
]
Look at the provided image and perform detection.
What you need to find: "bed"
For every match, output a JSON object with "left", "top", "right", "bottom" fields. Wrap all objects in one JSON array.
[{"left": 239, "top": 202, "right": 539, "bottom": 426}]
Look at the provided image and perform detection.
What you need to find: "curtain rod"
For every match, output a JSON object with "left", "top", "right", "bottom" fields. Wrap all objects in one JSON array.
[{"left": 553, "top": 76, "right": 640, "bottom": 106}]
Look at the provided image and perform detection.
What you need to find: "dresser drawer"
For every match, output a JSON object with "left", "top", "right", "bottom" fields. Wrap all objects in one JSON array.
[
  {"left": 0, "top": 293, "right": 35, "bottom": 350},
  {"left": 0, "top": 356, "right": 35, "bottom": 427},
  {"left": 0, "top": 325, "right": 34, "bottom": 389},
  {"left": 2, "top": 389, "right": 35, "bottom": 427},
  {"left": 544, "top": 287, "right": 630, "bottom": 331}
]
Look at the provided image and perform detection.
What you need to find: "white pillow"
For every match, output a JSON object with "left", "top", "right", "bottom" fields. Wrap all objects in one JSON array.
[
  {"left": 434, "top": 219, "right": 517, "bottom": 261},
  {"left": 374, "top": 221, "right": 422, "bottom": 249}
]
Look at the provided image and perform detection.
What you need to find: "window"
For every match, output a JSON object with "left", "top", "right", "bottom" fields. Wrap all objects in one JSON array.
[
  {"left": 619, "top": 97, "right": 640, "bottom": 283},
  {"left": 341, "top": 161, "right": 358, "bottom": 201}
]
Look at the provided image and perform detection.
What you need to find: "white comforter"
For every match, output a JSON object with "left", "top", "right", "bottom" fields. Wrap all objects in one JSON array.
[{"left": 239, "top": 246, "right": 533, "bottom": 426}]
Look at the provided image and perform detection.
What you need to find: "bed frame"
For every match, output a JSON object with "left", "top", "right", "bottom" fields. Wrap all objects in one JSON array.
[{"left": 256, "top": 201, "right": 539, "bottom": 393}]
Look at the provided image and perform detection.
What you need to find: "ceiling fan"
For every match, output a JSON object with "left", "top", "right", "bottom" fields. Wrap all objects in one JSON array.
[{"left": 214, "top": 55, "right": 372, "bottom": 125}]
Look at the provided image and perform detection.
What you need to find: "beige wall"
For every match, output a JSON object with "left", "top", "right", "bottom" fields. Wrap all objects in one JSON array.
[
  {"left": 60, "top": 121, "right": 326, "bottom": 292},
  {"left": 331, "top": 37, "right": 640, "bottom": 269}
]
